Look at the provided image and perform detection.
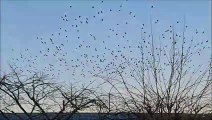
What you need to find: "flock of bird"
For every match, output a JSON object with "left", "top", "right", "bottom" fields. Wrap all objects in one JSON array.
[{"left": 10, "top": 0, "right": 210, "bottom": 81}]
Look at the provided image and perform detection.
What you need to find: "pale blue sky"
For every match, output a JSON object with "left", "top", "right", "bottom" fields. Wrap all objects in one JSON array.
[{"left": 1, "top": 0, "right": 211, "bottom": 82}]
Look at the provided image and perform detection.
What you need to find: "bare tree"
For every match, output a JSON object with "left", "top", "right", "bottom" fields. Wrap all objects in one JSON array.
[
  {"left": 0, "top": 65, "right": 104, "bottom": 120},
  {"left": 93, "top": 18, "right": 212, "bottom": 120}
]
